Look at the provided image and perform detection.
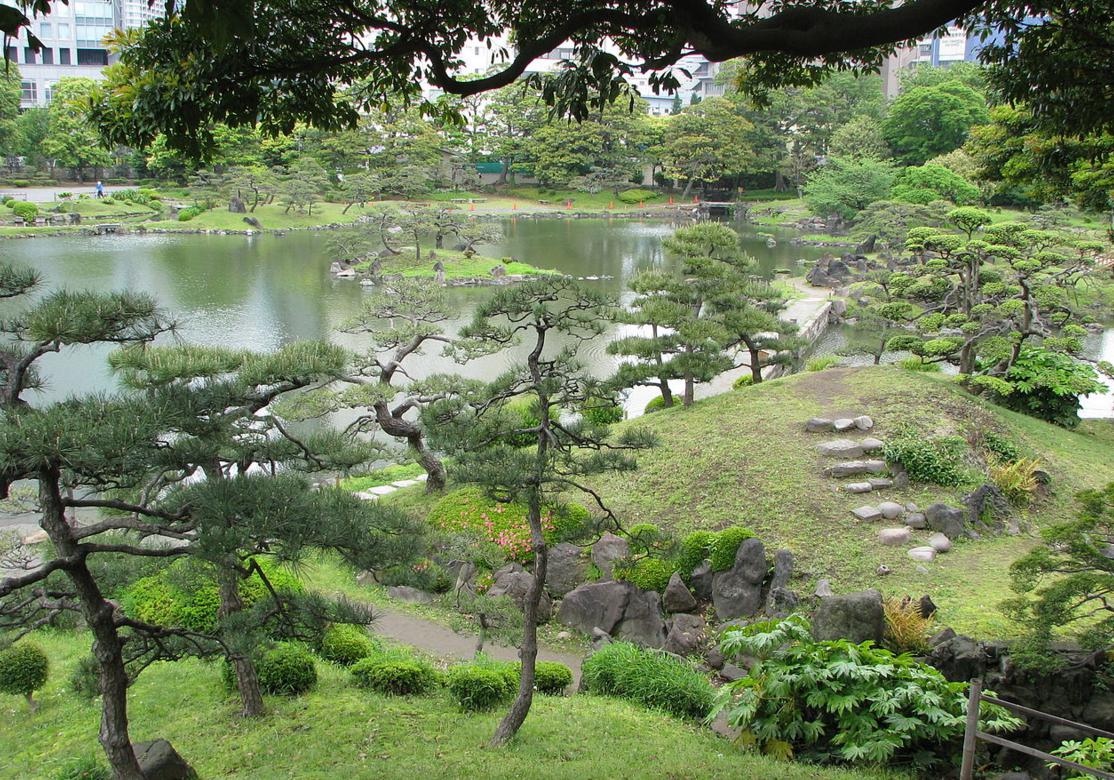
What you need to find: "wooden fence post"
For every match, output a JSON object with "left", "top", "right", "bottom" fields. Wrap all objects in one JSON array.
[{"left": 960, "top": 678, "right": 983, "bottom": 780}]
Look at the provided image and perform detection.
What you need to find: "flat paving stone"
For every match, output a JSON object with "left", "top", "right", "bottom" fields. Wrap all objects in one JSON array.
[
  {"left": 853, "top": 415, "right": 874, "bottom": 431},
  {"left": 907, "top": 546, "right": 937, "bottom": 562},
  {"left": 844, "top": 482, "right": 874, "bottom": 493},
  {"left": 868, "top": 478, "right": 893, "bottom": 489},
  {"left": 905, "top": 513, "right": 927, "bottom": 529},
  {"left": 367, "top": 485, "right": 397, "bottom": 495},
  {"left": 824, "top": 459, "right": 887, "bottom": 477},
  {"left": 852, "top": 505, "right": 883, "bottom": 522},
  {"left": 816, "top": 439, "right": 865, "bottom": 458},
  {"left": 392, "top": 479, "right": 422, "bottom": 488},
  {"left": 861, "top": 437, "right": 885, "bottom": 452},
  {"left": 833, "top": 418, "right": 856, "bottom": 432},
  {"left": 879, "top": 528, "right": 911, "bottom": 546},
  {"left": 355, "top": 491, "right": 380, "bottom": 501},
  {"left": 877, "top": 501, "right": 904, "bottom": 520},
  {"left": 805, "top": 417, "right": 835, "bottom": 432}
]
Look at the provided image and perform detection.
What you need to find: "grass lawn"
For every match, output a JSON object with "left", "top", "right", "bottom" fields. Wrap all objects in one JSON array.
[
  {"left": 339, "top": 463, "right": 427, "bottom": 492},
  {"left": 2, "top": 630, "right": 906, "bottom": 780},
  {"left": 584, "top": 366, "right": 1114, "bottom": 638},
  {"left": 143, "top": 201, "right": 369, "bottom": 231},
  {"left": 745, "top": 197, "right": 811, "bottom": 226}
]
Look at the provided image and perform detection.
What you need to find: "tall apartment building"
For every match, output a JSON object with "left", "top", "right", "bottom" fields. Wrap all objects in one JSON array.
[{"left": 1, "top": 0, "right": 162, "bottom": 108}]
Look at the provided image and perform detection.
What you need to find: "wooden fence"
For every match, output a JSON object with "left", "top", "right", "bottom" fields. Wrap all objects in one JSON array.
[{"left": 960, "top": 678, "right": 1114, "bottom": 779}]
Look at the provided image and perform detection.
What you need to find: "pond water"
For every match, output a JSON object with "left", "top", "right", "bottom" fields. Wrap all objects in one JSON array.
[
  {"left": 2, "top": 217, "right": 1111, "bottom": 419},
  {"left": 0, "top": 218, "right": 828, "bottom": 414}
]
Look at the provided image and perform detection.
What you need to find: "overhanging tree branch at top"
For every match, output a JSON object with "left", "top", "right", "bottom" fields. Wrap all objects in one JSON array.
[{"left": 0, "top": 0, "right": 1090, "bottom": 156}]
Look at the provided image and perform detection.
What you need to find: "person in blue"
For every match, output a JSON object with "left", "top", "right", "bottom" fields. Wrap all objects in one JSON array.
[{"left": 95, "top": 181, "right": 104, "bottom": 199}]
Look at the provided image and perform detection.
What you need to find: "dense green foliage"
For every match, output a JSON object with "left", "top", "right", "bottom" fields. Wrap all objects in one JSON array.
[
  {"left": 0, "top": 642, "right": 49, "bottom": 700},
  {"left": 319, "top": 624, "right": 380, "bottom": 666},
  {"left": 882, "top": 427, "right": 969, "bottom": 487},
  {"left": 531, "top": 662, "right": 574, "bottom": 696},
  {"left": 580, "top": 642, "right": 715, "bottom": 720},
  {"left": 803, "top": 157, "right": 896, "bottom": 220},
  {"left": 710, "top": 526, "right": 758, "bottom": 572},
  {"left": 715, "top": 616, "right": 1021, "bottom": 767},
  {"left": 978, "top": 348, "right": 1105, "bottom": 428},
  {"left": 614, "top": 557, "right": 676, "bottom": 592},
  {"left": 445, "top": 659, "right": 518, "bottom": 712},
  {"left": 350, "top": 658, "right": 438, "bottom": 696},
  {"left": 254, "top": 643, "right": 318, "bottom": 695}
]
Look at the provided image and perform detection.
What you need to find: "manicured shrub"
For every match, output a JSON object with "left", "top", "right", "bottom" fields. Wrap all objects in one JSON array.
[
  {"left": 445, "top": 656, "right": 517, "bottom": 711},
  {"left": 69, "top": 653, "right": 100, "bottom": 699},
  {"left": 319, "top": 624, "right": 380, "bottom": 666},
  {"left": 256, "top": 642, "right": 317, "bottom": 695},
  {"left": 733, "top": 374, "right": 754, "bottom": 389},
  {"left": 626, "top": 522, "right": 663, "bottom": 554},
  {"left": 617, "top": 188, "right": 655, "bottom": 204},
  {"left": 177, "top": 205, "right": 203, "bottom": 221},
  {"left": 53, "top": 756, "right": 110, "bottom": 780},
  {"left": 677, "top": 530, "right": 716, "bottom": 576},
  {"left": 805, "top": 355, "right": 839, "bottom": 372},
  {"left": 883, "top": 428, "right": 969, "bottom": 487},
  {"left": 615, "top": 558, "right": 676, "bottom": 593},
  {"left": 580, "top": 396, "right": 625, "bottom": 426},
  {"left": 377, "top": 559, "right": 454, "bottom": 593},
  {"left": 427, "top": 487, "right": 589, "bottom": 562},
  {"left": 580, "top": 642, "right": 714, "bottom": 720},
  {"left": 644, "top": 395, "right": 668, "bottom": 413},
  {"left": 717, "top": 616, "right": 1022, "bottom": 768},
  {"left": 709, "top": 526, "right": 756, "bottom": 572},
  {"left": 0, "top": 642, "right": 49, "bottom": 708},
  {"left": 350, "top": 658, "right": 437, "bottom": 695},
  {"left": 897, "top": 357, "right": 941, "bottom": 372},
  {"left": 123, "top": 557, "right": 301, "bottom": 633},
  {"left": 11, "top": 201, "right": 38, "bottom": 221},
  {"left": 533, "top": 661, "right": 573, "bottom": 695}
]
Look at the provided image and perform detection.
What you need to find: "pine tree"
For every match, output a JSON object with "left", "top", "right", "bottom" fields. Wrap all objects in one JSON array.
[{"left": 428, "top": 277, "right": 653, "bottom": 745}]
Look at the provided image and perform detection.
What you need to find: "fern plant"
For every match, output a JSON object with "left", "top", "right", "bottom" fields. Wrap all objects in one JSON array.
[{"left": 712, "top": 616, "right": 1022, "bottom": 769}]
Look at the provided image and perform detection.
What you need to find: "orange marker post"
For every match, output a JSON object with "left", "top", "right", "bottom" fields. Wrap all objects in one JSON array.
[
  {"left": 512, "top": 201, "right": 517, "bottom": 210},
  {"left": 668, "top": 195, "right": 674, "bottom": 205},
  {"left": 469, "top": 202, "right": 475, "bottom": 211},
  {"left": 566, "top": 200, "right": 572, "bottom": 209},
  {"left": 639, "top": 200, "right": 644, "bottom": 207}
]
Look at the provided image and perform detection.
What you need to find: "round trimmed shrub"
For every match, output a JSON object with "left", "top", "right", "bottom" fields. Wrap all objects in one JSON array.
[
  {"left": 11, "top": 201, "right": 38, "bottom": 221},
  {"left": 446, "top": 664, "right": 516, "bottom": 711},
  {"left": 256, "top": 642, "right": 317, "bottom": 695},
  {"left": 350, "top": 658, "right": 437, "bottom": 695},
  {"left": 319, "top": 624, "right": 380, "bottom": 666},
  {"left": 733, "top": 374, "right": 754, "bottom": 389},
  {"left": 709, "top": 526, "right": 756, "bottom": 572},
  {"left": 644, "top": 396, "right": 668, "bottom": 414},
  {"left": 626, "top": 522, "right": 662, "bottom": 554},
  {"left": 617, "top": 188, "right": 655, "bottom": 204},
  {"left": 533, "top": 661, "right": 573, "bottom": 695},
  {"left": 677, "top": 531, "right": 716, "bottom": 576},
  {"left": 615, "top": 558, "right": 676, "bottom": 593},
  {"left": 0, "top": 642, "right": 49, "bottom": 706},
  {"left": 69, "top": 654, "right": 100, "bottom": 699}
]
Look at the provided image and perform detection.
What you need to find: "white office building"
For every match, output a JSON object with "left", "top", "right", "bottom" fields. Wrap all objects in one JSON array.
[{"left": 1, "top": 0, "right": 163, "bottom": 108}]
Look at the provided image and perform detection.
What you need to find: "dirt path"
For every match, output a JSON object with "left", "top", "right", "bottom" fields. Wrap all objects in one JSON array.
[{"left": 371, "top": 606, "right": 586, "bottom": 685}]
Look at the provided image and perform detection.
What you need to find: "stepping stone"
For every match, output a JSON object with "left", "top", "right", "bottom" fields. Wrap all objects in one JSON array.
[
  {"left": 928, "top": 532, "right": 952, "bottom": 553},
  {"left": 905, "top": 513, "right": 927, "bottom": 529},
  {"left": 355, "top": 491, "right": 380, "bottom": 501},
  {"left": 21, "top": 529, "right": 48, "bottom": 545},
  {"left": 816, "top": 439, "right": 864, "bottom": 458},
  {"left": 814, "top": 578, "right": 833, "bottom": 598},
  {"left": 392, "top": 479, "right": 422, "bottom": 488},
  {"left": 908, "top": 546, "right": 937, "bottom": 562},
  {"left": 367, "top": 485, "right": 397, "bottom": 496},
  {"left": 878, "top": 528, "right": 911, "bottom": 546},
  {"left": 844, "top": 482, "right": 874, "bottom": 494},
  {"left": 824, "top": 460, "right": 887, "bottom": 477},
  {"left": 877, "top": 501, "right": 904, "bottom": 520},
  {"left": 905, "top": 502, "right": 920, "bottom": 513},
  {"left": 415, "top": 474, "right": 428, "bottom": 481},
  {"left": 861, "top": 437, "right": 885, "bottom": 452},
  {"left": 805, "top": 417, "right": 834, "bottom": 432},
  {"left": 852, "top": 505, "right": 883, "bottom": 522},
  {"left": 833, "top": 418, "right": 856, "bottom": 432},
  {"left": 853, "top": 415, "right": 874, "bottom": 431},
  {"left": 868, "top": 478, "right": 893, "bottom": 489}
]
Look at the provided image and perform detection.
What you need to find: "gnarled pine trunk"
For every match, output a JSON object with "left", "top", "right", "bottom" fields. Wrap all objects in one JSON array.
[{"left": 218, "top": 571, "right": 265, "bottom": 717}]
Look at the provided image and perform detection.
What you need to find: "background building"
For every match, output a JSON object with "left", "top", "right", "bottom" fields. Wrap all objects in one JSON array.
[{"left": 1, "top": 0, "right": 162, "bottom": 108}]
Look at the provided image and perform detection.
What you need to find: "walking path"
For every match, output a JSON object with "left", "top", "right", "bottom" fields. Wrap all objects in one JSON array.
[{"left": 372, "top": 606, "right": 586, "bottom": 686}]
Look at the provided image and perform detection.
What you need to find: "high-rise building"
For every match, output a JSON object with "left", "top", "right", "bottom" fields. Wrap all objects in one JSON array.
[{"left": 1, "top": 0, "right": 163, "bottom": 108}]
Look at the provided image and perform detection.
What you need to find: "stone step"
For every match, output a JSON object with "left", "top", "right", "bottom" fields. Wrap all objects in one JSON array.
[
  {"left": 805, "top": 415, "right": 875, "bottom": 433},
  {"left": 823, "top": 459, "right": 887, "bottom": 477},
  {"left": 842, "top": 477, "right": 893, "bottom": 494},
  {"left": 817, "top": 437, "right": 886, "bottom": 459}
]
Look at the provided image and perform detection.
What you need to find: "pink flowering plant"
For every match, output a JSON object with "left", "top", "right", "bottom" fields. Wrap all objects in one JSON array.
[{"left": 428, "top": 487, "right": 563, "bottom": 563}]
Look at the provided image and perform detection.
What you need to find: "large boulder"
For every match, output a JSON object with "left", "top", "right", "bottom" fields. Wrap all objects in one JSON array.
[
  {"left": 662, "top": 572, "right": 698, "bottom": 613},
  {"left": 964, "top": 483, "right": 1013, "bottom": 532},
  {"left": 664, "top": 613, "right": 706, "bottom": 656},
  {"left": 712, "top": 538, "right": 767, "bottom": 620},
  {"left": 556, "top": 581, "right": 631, "bottom": 636},
  {"left": 929, "top": 635, "right": 986, "bottom": 683},
  {"left": 134, "top": 739, "right": 198, "bottom": 780},
  {"left": 925, "top": 503, "right": 966, "bottom": 538},
  {"left": 812, "top": 589, "right": 885, "bottom": 644},
  {"left": 547, "top": 542, "right": 587, "bottom": 597},
  {"left": 591, "top": 533, "right": 630, "bottom": 580},
  {"left": 614, "top": 586, "right": 668, "bottom": 649},
  {"left": 764, "top": 549, "right": 798, "bottom": 617},
  {"left": 487, "top": 569, "right": 553, "bottom": 623}
]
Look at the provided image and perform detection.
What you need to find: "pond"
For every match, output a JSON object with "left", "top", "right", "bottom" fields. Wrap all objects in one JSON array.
[
  {"left": 2, "top": 217, "right": 1111, "bottom": 419},
  {"left": 0, "top": 218, "right": 828, "bottom": 414}
]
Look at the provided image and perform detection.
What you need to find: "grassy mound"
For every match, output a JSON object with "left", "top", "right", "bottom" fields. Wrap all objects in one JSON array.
[
  {"left": 587, "top": 366, "right": 1114, "bottom": 637},
  {"left": 1, "top": 631, "right": 900, "bottom": 780},
  {"left": 356, "top": 248, "right": 557, "bottom": 281}
]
